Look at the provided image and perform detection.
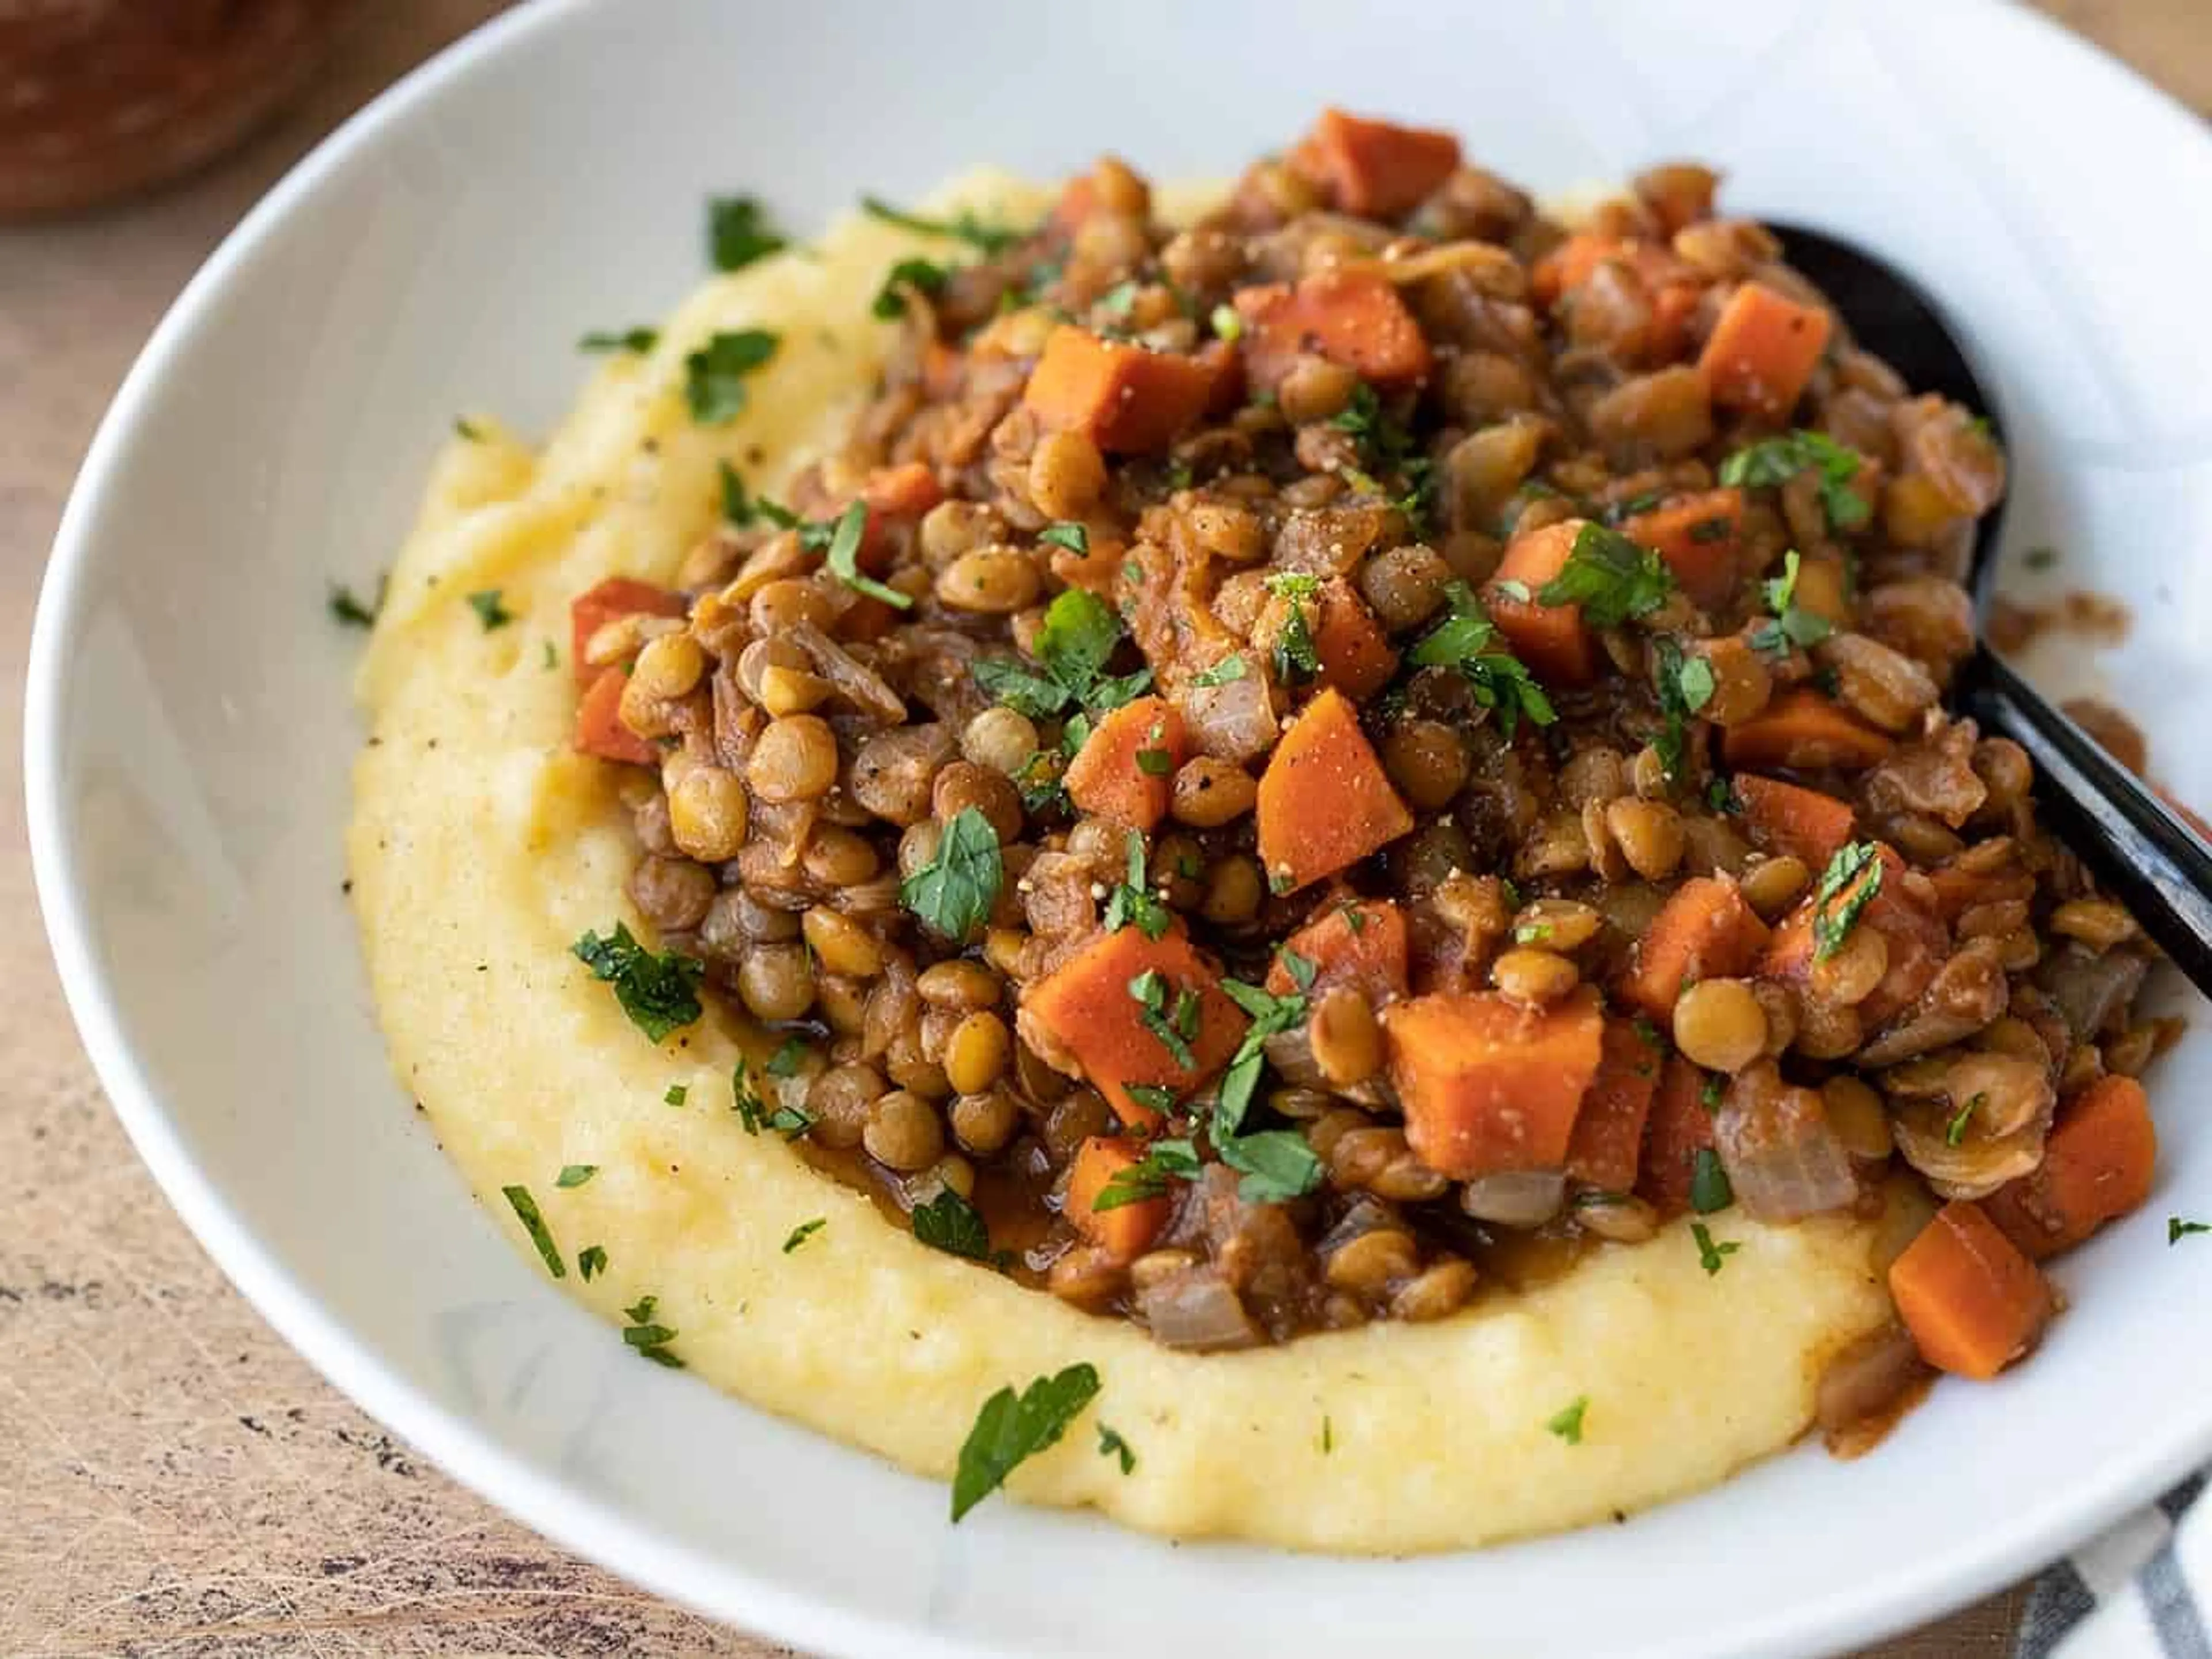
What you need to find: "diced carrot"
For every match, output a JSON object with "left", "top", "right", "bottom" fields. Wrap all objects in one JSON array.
[
  {"left": 1732, "top": 774, "right": 1858, "bottom": 870},
  {"left": 1020, "top": 926, "right": 1248, "bottom": 1128},
  {"left": 1023, "top": 325, "right": 1218, "bottom": 454},
  {"left": 1758, "top": 844, "right": 1944, "bottom": 1027},
  {"left": 1720, "top": 688, "right": 1895, "bottom": 772},
  {"left": 574, "top": 666, "right": 658, "bottom": 766},
  {"left": 1566, "top": 1018, "right": 1665, "bottom": 1192},
  {"left": 1699, "top": 281, "right": 1832, "bottom": 419},
  {"left": 1382, "top": 986, "right": 1605, "bottom": 1179},
  {"left": 1616, "top": 876, "right": 1771, "bottom": 1021},
  {"left": 1063, "top": 695, "right": 1187, "bottom": 831},
  {"left": 1621, "top": 488, "right": 1742, "bottom": 611},
  {"left": 1255, "top": 687, "right": 1415, "bottom": 893},
  {"left": 1264, "top": 897, "right": 1410, "bottom": 1001},
  {"left": 1286, "top": 108, "right": 1462, "bottom": 220},
  {"left": 1311, "top": 578, "right": 1399, "bottom": 698},
  {"left": 1232, "top": 271, "right": 1431, "bottom": 390},
  {"left": 1531, "top": 232, "right": 1628, "bottom": 308},
  {"left": 569, "top": 577, "right": 687, "bottom": 685},
  {"left": 1889, "top": 1200, "right": 2054, "bottom": 1380},
  {"left": 1635, "top": 1055, "right": 1718, "bottom": 1218},
  {"left": 1065, "top": 1136, "right": 1172, "bottom": 1262},
  {"left": 1051, "top": 175, "right": 1098, "bottom": 230},
  {"left": 1983, "top": 1075, "right": 2158, "bottom": 1262},
  {"left": 1481, "top": 518, "right": 1601, "bottom": 687}
]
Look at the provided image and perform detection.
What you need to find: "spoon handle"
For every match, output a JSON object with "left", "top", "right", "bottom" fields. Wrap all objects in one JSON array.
[{"left": 1954, "top": 647, "right": 2212, "bottom": 993}]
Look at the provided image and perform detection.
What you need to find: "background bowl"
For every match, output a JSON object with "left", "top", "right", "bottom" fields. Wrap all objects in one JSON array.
[{"left": 28, "top": 1, "right": 2212, "bottom": 1654}]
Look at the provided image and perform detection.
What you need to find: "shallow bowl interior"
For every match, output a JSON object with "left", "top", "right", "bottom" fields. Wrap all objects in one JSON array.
[{"left": 29, "top": 2, "right": 2212, "bottom": 1655}]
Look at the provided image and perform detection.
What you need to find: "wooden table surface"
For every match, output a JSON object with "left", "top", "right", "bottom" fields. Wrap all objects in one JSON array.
[{"left": 1, "top": 3, "right": 2197, "bottom": 1653}]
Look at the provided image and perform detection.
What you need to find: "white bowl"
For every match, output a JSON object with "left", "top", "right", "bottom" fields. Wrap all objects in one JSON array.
[{"left": 29, "top": 1, "right": 2212, "bottom": 1654}]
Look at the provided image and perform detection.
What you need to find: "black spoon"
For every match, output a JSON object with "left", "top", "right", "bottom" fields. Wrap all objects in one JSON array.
[{"left": 1766, "top": 222, "right": 2212, "bottom": 994}]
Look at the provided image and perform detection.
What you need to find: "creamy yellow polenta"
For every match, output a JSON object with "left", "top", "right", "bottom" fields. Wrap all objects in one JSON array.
[{"left": 347, "top": 171, "right": 1891, "bottom": 1553}]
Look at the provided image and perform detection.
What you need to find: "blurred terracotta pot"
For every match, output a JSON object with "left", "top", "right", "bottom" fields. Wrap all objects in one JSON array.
[{"left": 0, "top": 1, "right": 365, "bottom": 219}]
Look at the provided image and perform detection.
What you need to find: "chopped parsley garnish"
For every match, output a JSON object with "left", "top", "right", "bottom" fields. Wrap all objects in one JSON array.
[
  {"left": 502, "top": 1185, "right": 565, "bottom": 1278},
  {"left": 664, "top": 1084, "right": 688, "bottom": 1107},
  {"left": 814, "top": 497, "right": 911, "bottom": 609},
  {"left": 872, "top": 256, "right": 950, "bottom": 320},
  {"left": 577, "top": 1245, "right": 608, "bottom": 1281},
  {"left": 1200, "top": 978, "right": 1326, "bottom": 1205},
  {"left": 1320, "top": 1416, "right": 1335, "bottom": 1453},
  {"left": 621, "top": 1294, "right": 683, "bottom": 1367},
  {"left": 1263, "top": 572, "right": 1324, "bottom": 686},
  {"left": 731, "top": 1058, "right": 815, "bottom": 1138},
  {"left": 912, "top": 1187, "right": 995, "bottom": 1262},
  {"left": 328, "top": 578, "right": 383, "bottom": 628},
  {"left": 1688, "top": 1147, "right": 1734, "bottom": 1214},
  {"left": 683, "top": 327, "right": 780, "bottom": 423},
  {"left": 1276, "top": 948, "right": 1318, "bottom": 993},
  {"left": 1037, "top": 521, "right": 1088, "bottom": 554},
  {"left": 1699, "top": 1074, "right": 1726, "bottom": 1111},
  {"left": 1945, "top": 1092, "right": 1987, "bottom": 1147},
  {"left": 782, "top": 1217, "right": 826, "bottom": 1254},
  {"left": 1093, "top": 1137, "right": 1202, "bottom": 1211},
  {"left": 1097, "top": 1423, "right": 1137, "bottom": 1474},
  {"left": 1134, "top": 732, "right": 1175, "bottom": 775},
  {"left": 971, "top": 587, "right": 1150, "bottom": 717},
  {"left": 860, "top": 195, "right": 1024, "bottom": 256},
  {"left": 454, "top": 416, "right": 486, "bottom": 442},
  {"left": 708, "top": 194, "right": 786, "bottom": 271},
  {"left": 1706, "top": 777, "right": 1741, "bottom": 815},
  {"left": 765, "top": 1036, "right": 811, "bottom": 1078},
  {"left": 1217, "top": 1129, "right": 1326, "bottom": 1206},
  {"left": 1128, "top": 968, "right": 1199, "bottom": 1070},
  {"left": 572, "top": 924, "right": 704, "bottom": 1042},
  {"left": 1102, "top": 831, "right": 1173, "bottom": 940},
  {"left": 556, "top": 1164, "right": 598, "bottom": 1189},
  {"left": 579, "top": 326, "right": 658, "bottom": 354},
  {"left": 1652, "top": 635, "right": 1715, "bottom": 781},
  {"left": 950, "top": 1362, "right": 1101, "bottom": 1522},
  {"left": 1538, "top": 522, "right": 1674, "bottom": 627},
  {"left": 1718, "top": 430, "right": 1870, "bottom": 532},
  {"left": 1810, "top": 841, "right": 1883, "bottom": 961},
  {"left": 901, "top": 806, "right": 1003, "bottom": 941},
  {"left": 1405, "top": 580, "right": 1556, "bottom": 737},
  {"left": 1123, "top": 1084, "right": 1180, "bottom": 1116},
  {"left": 1749, "top": 549, "right": 1835, "bottom": 657},
  {"left": 2169, "top": 1218, "right": 2212, "bottom": 1245},
  {"left": 1191, "top": 653, "right": 1248, "bottom": 688},
  {"left": 2024, "top": 546, "right": 2059, "bottom": 571},
  {"left": 1209, "top": 303, "right": 1243, "bottom": 342},
  {"left": 542, "top": 640, "right": 558, "bottom": 670},
  {"left": 1547, "top": 1396, "right": 1589, "bottom": 1445},
  {"left": 466, "top": 589, "right": 513, "bottom": 631},
  {"left": 1692, "top": 1221, "right": 1740, "bottom": 1276},
  {"left": 1096, "top": 279, "right": 1140, "bottom": 319},
  {"left": 718, "top": 460, "right": 793, "bottom": 529}
]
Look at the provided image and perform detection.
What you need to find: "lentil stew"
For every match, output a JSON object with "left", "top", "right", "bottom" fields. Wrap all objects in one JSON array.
[{"left": 568, "top": 112, "right": 2173, "bottom": 1418}]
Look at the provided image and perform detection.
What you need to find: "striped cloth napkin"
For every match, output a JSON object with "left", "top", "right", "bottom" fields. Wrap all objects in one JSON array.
[{"left": 2016, "top": 1476, "right": 2209, "bottom": 1657}]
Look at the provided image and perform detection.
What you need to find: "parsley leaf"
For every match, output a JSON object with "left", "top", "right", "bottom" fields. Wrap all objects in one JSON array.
[
  {"left": 1749, "top": 550, "right": 1835, "bottom": 657},
  {"left": 971, "top": 588, "right": 1149, "bottom": 717},
  {"left": 951, "top": 1363, "right": 1102, "bottom": 1521},
  {"left": 1688, "top": 1147, "right": 1733, "bottom": 1214},
  {"left": 454, "top": 417, "right": 486, "bottom": 442},
  {"left": 501, "top": 1185, "right": 566, "bottom": 1278},
  {"left": 1217, "top": 1130, "right": 1324, "bottom": 1205},
  {"left": 765, "top": 1036, "right": 810, "bottom": 1078},
  {"left": 782, "top": 1217, "right": 825, "bottom": 1254},
  {"left": 708, "top": 195, "right": 786, "bottom": 271},
  {"left": 1810, "top": 842, "right": 1883, "bottom": 961},
  {"left": 872, "top": 256, "right": 950, "bottom": 320},
  {"left": 1191, "top": 654, "right": 1248, "bottom": 688},
  {"left": 1128, "top": 968, "right": 1198, "bottom": 1070},
  {"left": 683, "top": 328, "right": 780, "bottom": 423},
  {"left": 732, "top": 1058, "right": 816, "bottom": 1138},
  {"left": 912, "top": 1187, "right": 995, "bottom": 1262},
  {"left": 1270, "top": 592, "right": 1322, "bottom": 686},
  {"left": 1539, "top": 522, "right": 1675, "bottom": 627},
  {"left": 718, "top": 460, "right": 801, "bottom": 530},
  {"left": 1945, "top": 1092, "right": 1987, "bottom": 1147},
  {"left": 861, "top": 195, "right": 1024, "bottom": 256},
  {"left": 466, "top": 589, "right": 513, "bottom": 631},
  {"left": 1547, "top": 1396, "right": 1589, "bottom": 1445},
  {"left": 577, "top": 1244, "right": 608, "bottom": 1281},
  {"left": 556, "top": 1164, "right": 598, "bottom": 1189},
  {"left": 1692, "top": 1221, "right": 1740, "bottom": 1276},
  {"left": 2169, "top": 1217, "right": 2212, "bottom": 1245},
  {"left": 1718, "top": 430, "right": 1870, "bottom": 532},
  {"left": 621, "top": 1294, "right": 683, "bottom": 1366},
  {"left": 819, "top": 498, "right": 912, "bottom": 608},
  {"left": 579, "top": 326, "right": 658, "bottom": 354},
  {"left": 329, "top": 578, "right": 384, "bottom": 628},
  {"left": 1101, "top": 831, "right": 1173, "bottom": 940},
  {"left": 1407, "top": 581, "right": 1557, "bottom": 737},
  {"left": 1097, "top": 1423, "right": 1137, "bottom": 1474},
  {"left": 1037, "top": 521, "right": 1088, "bottom": 554},
  {"left": 1652, "top": 635, "right": 1714, "bottom": 782},
  {"left": 901, "top": 806, "right": 1003, "bottom": 941},
  {"left": 1209, "top": 304, "right": 1243, "bottom": 343},
  {"left": 572, "top": 924, "right": 703, "bottom": 1042},
  {"left": 1092, "top": 1137, "right": 1202, "bottom": 1211},
  {"left": 664, "top": 1083, "right": 688, "bottom": 1107}
]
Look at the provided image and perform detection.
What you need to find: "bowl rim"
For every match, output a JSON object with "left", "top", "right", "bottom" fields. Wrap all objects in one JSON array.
[{"left": 25, "top": 1, "right": 2212, "bottom": 1653}]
